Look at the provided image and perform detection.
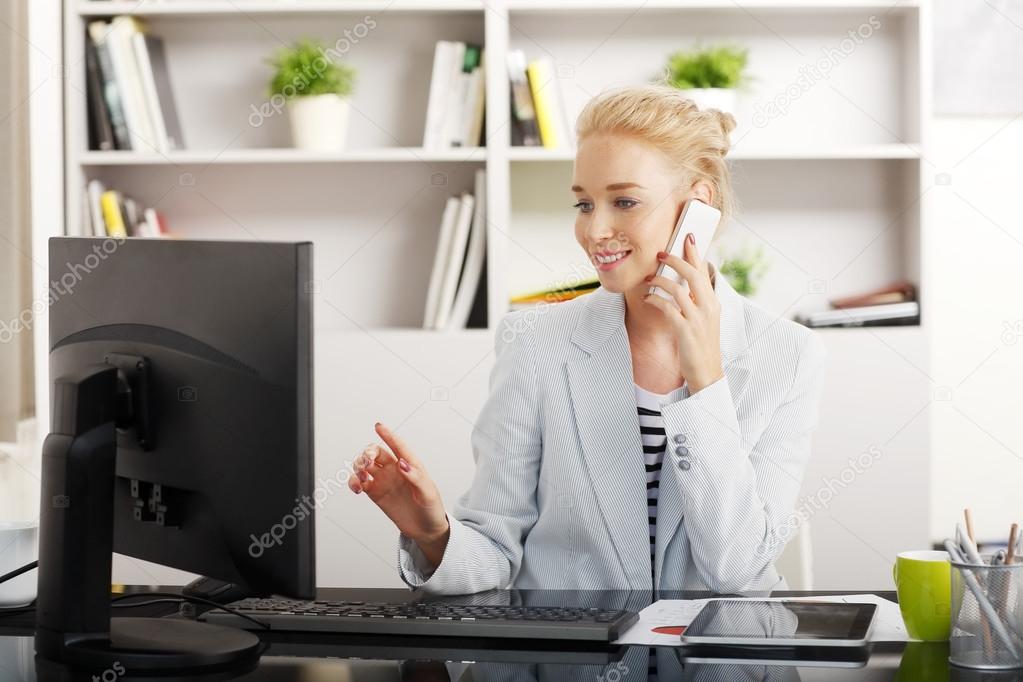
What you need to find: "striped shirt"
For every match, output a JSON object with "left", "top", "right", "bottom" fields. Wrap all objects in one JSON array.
[
  {"left": 636, "top": 384, "right": 684, "bottom": 681},
  {"left": 634, "top": 383, "right": 686, "bottom": 579}
]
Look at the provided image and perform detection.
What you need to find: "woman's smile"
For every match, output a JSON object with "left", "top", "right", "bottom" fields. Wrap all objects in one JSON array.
[{"left": 591, "top": 249, "right": 632, "bottom": 271}]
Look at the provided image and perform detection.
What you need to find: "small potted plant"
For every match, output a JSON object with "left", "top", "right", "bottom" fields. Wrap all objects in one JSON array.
[
  {"left": 663, "top": 45, "right": 748, "bottom": 118},
  {"left": 268, "top": 39, "right": 356, "bottom": 152},
  {"left": 718, "top": 244, "right": 769, "bottom": 297}
]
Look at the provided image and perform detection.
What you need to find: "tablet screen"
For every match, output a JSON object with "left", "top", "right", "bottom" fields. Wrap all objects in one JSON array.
[{"left": 684, "top": 601, "right": 875, "bottom": 642}]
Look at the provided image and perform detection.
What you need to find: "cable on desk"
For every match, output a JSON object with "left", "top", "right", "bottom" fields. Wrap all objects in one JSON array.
[
  {"left": 111, "top": 592, "right": 272, "bottom": 630},
  {"left": 0, "top": 560, "right": 37, "bottom": 585},
  {"left": 0, "top": 588, "right": 271, "bottom": 631}
]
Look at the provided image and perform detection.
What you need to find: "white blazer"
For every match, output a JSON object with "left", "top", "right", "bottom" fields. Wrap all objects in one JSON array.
[{"left": 398, "top": 266, "right": 827, "bottom": 594}]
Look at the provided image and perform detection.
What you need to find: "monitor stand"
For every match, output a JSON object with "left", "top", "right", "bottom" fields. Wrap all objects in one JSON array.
[{"left": 34, "top": 364, "right": 261, "bottom": 672}]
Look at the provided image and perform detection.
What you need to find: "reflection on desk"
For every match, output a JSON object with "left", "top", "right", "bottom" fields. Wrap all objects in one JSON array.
[{"left": 0, "top": 588, "right": 988, "bottom": 682}]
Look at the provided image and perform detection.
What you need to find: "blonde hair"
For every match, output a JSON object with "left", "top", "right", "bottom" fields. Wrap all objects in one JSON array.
[{"left": 575, "top": 84, "right": 737, "bottom": 230}]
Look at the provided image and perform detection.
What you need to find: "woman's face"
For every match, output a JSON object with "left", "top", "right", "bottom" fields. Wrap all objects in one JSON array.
[{"left": 572, "top": 133, "right": 701, "bottom": 294}]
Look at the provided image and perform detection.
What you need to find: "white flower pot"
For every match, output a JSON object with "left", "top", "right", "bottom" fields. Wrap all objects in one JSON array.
[
  {"left": 287, "top": 94, "right": 350, "bottom": 152},
  {"left": 681, "top": 87, "right": 738, "bottom": 118}
]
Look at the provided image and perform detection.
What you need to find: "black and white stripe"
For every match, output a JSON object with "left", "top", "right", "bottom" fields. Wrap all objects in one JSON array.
[{"left": 635, "top": 383, "right": 685, "bottom": 581}]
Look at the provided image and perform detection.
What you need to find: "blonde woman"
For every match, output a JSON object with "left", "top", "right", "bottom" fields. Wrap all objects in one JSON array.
[{"left": 348, "top": 85, "right": 827, "bottom": 594}]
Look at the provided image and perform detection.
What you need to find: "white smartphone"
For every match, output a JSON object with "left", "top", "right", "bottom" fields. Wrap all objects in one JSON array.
[{"left": 648, "top": 198, "right": 721, "bottom": 302}]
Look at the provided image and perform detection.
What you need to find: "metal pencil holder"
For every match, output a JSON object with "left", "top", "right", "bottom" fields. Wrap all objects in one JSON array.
[{"left": 949, "top": 556, "right": 1023, "bottom": 670}]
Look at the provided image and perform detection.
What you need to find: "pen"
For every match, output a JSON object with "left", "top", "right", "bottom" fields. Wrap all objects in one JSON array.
[
  {"left": 957, "top": 523, "right": 984, "bottom": 565},
  {"left": 959, "top": 518, "right": 995, "bottom": 657}
]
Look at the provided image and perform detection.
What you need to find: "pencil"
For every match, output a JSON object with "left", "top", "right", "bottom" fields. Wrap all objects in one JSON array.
[{"left": 964, "top": 510, "right": 995, "bottom": 658}]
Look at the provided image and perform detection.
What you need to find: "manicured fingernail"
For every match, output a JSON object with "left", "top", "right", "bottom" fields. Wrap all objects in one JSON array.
[
  {"left": 398, "top": 459, "right": 411, "bottom": 472},
  {"left": 687, "top": 233, "right": 695, "bottom": 245},
  {"left": 656, "top": 251, "right": 667, "bottom": 260}
]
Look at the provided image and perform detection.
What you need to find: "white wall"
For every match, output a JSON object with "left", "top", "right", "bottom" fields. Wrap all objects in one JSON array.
[{"left": 928, "top": 116, "right": 1023, "bottom": 545}]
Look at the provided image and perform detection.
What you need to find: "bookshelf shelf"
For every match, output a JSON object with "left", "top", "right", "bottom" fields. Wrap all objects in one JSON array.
[
  {"left": 507, "top": 143, "right": 922, "bottom": 162},
  {"left": 78, "top": 148, "right": 488, "bottom": 166},
  {"left": 505, "top": 0, "right": 918, "bottom": 11},
  {"left": 76, "top": 1, "right": 486, "bottom": 16}
]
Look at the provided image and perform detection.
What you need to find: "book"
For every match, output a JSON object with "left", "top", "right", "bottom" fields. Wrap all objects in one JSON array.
[
  {"left": 76, "top": 190, "right": 91, "bottom": 238},
  {"left": 86, "top": 180, "right": 107, "bottom": 237},
  {"left": 132, "top": 32, "right": 169, "bottom": 153},
  {"left": 87, "top": 21, "right": 131, "bottom": 150},
  {"left": 447, "top": 44, "right": 481, "bottom": 147},
  {"left": 507, "top": 50, "right": 541, "bottom": 147},
  {"left": 123, "top": 196, "right": 142, "bottom": 236},
  {"left": 446, "top": 170, "right": 487, "bottom": 330},
  {"left": 100, "top": 190, "right": 128, "bottom": 238},
  {"left": 440, "top": 43, "right": 469, "bottom": 149},
  {"left": 143, "top": 208, "right": 166, "bottom": 237},
  {"left": 462, "top": 54, "right": 486, "bottom": 148},
  {"left": 143, "top": 35, "right": 184, "bottom": 150},
  {"left": 526, "top": 58, "right": 562, "bottom": 149},
  {"left": 829, "top": 280, "right": 916, "bottom": 309},
  {"left": 423, "top": 42, "right": 460, "bottom": 149},
  {"left": 510, "top": 279, "right": 599, "bottom": 311},
  {"left": 107, "top": 16, "right": 157, "bottom": 151},
  {"left": 433, "top": 193, "right": 476, "bottom": 329},
  {"left": 466, "top": 255, "right": 488, "bottom": 328},
  {"left": 797, "top": 301, "right": 920, "bottom": 328},
  {"left": 510, "top": 278, "right": 600, "bottom": 305},
  {"left": 84, "top": 32, "right": 115, "bottom": 151},
  {"left": 423, "top": 196, "right": 462, "bottom": 327}
]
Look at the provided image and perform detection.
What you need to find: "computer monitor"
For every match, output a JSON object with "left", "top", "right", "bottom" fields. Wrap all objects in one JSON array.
[{"left": 35, "top": 237, "right": 315, "bottom": 672}]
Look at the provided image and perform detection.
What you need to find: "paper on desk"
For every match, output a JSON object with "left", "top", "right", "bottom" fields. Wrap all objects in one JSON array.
[{"left": 613, "top": 593, "right": 909, "bottom": 646}]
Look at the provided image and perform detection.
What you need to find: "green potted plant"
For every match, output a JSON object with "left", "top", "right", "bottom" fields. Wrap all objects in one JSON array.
[
  {"left": 663, "top": 45, "right": 748, "bottom": 119},
  {"left": 267, "top": 39, "right": 356, "bottom": 152},
  {"left": 718, "top": 244, "right": 769, "bottom": 297}
]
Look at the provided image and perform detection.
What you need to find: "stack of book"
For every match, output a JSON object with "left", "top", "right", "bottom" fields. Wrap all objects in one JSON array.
[
  {"left": 423, "top": 169, "right": 487, "bottom": 329},
  {"left": 86, "top": 17, "right": 184, "bottom": 153},
  {"left": 78, "top": 180, "right": 170, "bottom": 239},
  {"left": 510, "top": 279, "right": 600, "bottom": 311},
  {"left": 796, "top": 280, "right": 919, "bottom": 328},
  {"left": 507, "top": 51, "right": 571, "bottom": 149},
  {"left": 422, "top": 42, "right": 486, "bottom": 149}
]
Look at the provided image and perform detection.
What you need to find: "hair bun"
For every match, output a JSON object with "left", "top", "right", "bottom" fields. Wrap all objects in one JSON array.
[{"left": 716, "top": 110, "right": 737, "bottom": 136}]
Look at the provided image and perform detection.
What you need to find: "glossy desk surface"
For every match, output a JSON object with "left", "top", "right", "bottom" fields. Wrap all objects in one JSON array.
[{"left": 0, "top": 587, "right": 1010, "bottom": 681}]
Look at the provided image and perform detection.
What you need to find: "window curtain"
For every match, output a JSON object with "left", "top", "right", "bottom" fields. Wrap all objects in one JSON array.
[{"left": 0, "top": 0, "right": 33, "bottom": 443}]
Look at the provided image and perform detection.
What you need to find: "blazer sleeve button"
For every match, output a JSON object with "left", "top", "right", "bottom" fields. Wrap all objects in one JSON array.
[
  {"left": 673, "top": 434, "right": 686, "bottom": 444},
  {"left": 678, "top": 459, "right": 692, "bottom": 471},
  {"left": 675, "top": 446, "right": 689, "bottom": 456}
]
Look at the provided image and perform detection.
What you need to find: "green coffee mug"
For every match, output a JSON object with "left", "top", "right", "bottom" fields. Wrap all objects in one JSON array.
[{"left": 892, "top": 550, "right": 952, "bottom": 641}]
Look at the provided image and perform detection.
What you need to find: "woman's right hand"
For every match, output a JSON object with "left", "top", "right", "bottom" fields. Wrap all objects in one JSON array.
[{"left": 347, "top": 422, "right": 450, "bottom": 570}]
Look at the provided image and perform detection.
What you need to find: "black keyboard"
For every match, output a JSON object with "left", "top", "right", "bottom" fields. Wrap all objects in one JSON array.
[{"left": 200, "top": 597, "right": 639, "bottom": 641}]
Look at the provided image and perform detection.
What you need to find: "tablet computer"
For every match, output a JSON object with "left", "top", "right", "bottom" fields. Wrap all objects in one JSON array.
[{"left": 679, "top": 601, "right": 876, "bottom": 647}]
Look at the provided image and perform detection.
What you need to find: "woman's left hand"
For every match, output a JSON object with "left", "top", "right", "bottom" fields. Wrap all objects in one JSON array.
[{"left": 644, "top": 232, "right": 724, "bottom": 395}]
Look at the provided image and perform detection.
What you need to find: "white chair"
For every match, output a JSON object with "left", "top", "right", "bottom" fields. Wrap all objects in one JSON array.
[{"left": 775, "top": 522, "right": 814, "bottom": 590}]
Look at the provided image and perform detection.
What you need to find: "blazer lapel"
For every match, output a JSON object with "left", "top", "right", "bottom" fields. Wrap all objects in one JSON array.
[
  {"left": 566, "top": 289, "right": 651, "bottom": 588},
  {"left": 654, "top": 266, "right": 753, "bottom": 587}
]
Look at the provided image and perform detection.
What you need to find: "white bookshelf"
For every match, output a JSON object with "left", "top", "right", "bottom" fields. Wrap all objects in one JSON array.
[
  {"left": 79, "top": 147, "right": 488, "bottom": 165},
  {"left": 37, "top": 0, "right": 932, "bottom": 589}
]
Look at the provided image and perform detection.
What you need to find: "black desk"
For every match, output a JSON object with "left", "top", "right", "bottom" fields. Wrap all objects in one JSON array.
[{"left": 0, "top": 587, "right": 1000, "bottom": 681}]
